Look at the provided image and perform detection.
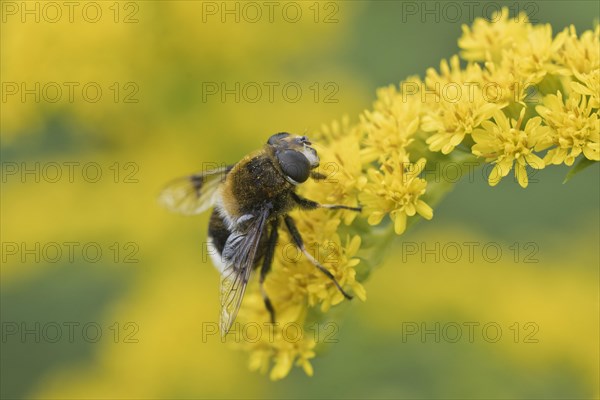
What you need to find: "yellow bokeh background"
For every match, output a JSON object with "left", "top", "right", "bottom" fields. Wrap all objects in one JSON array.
[{"left": 1, "top": 1, "right": 598, "bottom": 398}]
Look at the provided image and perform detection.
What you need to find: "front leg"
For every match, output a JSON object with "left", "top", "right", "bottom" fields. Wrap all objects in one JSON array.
[
  {"left": 291, "top": 192, "right": 362, "bottom": 212},
  {"left": 259, "top": 218, "right": 279, "bottom": 324}
]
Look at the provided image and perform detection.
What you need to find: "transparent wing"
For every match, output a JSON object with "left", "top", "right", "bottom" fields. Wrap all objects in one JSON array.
[
  {"left": 219, "top": 208, "right": 270, "bottom": 336},
  {"left": 158, "top": 165, "right": 233, "bottom": 215}
]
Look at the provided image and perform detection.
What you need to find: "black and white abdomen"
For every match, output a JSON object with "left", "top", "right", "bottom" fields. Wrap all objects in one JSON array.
[
  {"left": 207, "top": 209, "right": 270, "bottom": 274},
  {"left": 207, "top": 210, "right": 232, "bottom": 274}
]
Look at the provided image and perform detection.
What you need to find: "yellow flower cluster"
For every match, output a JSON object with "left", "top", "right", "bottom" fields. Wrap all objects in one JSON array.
[
  {"left": 536, "top": 92, "right": 599, "bottom": 166},
  {"left": 416, "top": 8, "right": 598, "bottom": 187},
  {"left": 456, "top": 9, "right": 599, "bottom": 185},
  {"left": 358, "top": 82, "right": 434, "bottom": 234},
  {"left": 472, "top": 108, "right": 549, "bottom": 187},
  {"left": 235, "top": 9, "right": 599, "bottom": 379}
]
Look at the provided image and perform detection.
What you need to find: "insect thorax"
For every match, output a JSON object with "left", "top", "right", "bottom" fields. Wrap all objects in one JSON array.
[{"left": 220, "top": 152, "right": 296, "bottom": 221}]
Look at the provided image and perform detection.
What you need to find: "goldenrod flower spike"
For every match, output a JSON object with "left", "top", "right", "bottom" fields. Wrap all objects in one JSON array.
[{"left": 233, "top": 9, "right": 599, "bottom": 380}]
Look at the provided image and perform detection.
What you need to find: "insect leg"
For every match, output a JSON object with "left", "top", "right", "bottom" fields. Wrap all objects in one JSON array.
[
  {"left": 283, "top": 214, "right": 353, "bottom": 300},
  {"left": 260, "top": 218, "right": 279, "bottom": 324},
  {"left": 291, "top": 192, "right": 362, "bottom": 212}
]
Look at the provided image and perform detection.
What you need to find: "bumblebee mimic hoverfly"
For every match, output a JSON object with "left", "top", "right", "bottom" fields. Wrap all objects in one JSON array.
[{"left": 159, "top": 133, "right": 361, "bottom": 336}]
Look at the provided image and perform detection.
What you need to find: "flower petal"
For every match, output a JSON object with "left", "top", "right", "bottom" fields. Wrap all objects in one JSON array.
[
  {"left": 525, "top": 153, "right": 545, "bottom": 169},
  {"left": 515, "top": 163, "right": 529, "bottom": 188},
  {"left": 415, "top": 200, "right": 434, "bottom": 220},
  {"left": 393, "top": 211, "right": 407, "bottom": 235}
]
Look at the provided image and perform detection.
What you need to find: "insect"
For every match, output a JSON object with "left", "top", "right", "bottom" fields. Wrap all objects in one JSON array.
[{"left": 159, "top": 133, "right": 361, "bottom": 336}]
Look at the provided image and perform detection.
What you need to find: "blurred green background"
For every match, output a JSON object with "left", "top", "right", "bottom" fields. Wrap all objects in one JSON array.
[{"left": 1, "top": 1, "right": 598, "bottom": 398}]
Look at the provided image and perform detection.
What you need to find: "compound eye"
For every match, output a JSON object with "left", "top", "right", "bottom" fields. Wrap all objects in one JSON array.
[{"left": 276, "top": 149, "right": 310, "bottom": 183}]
